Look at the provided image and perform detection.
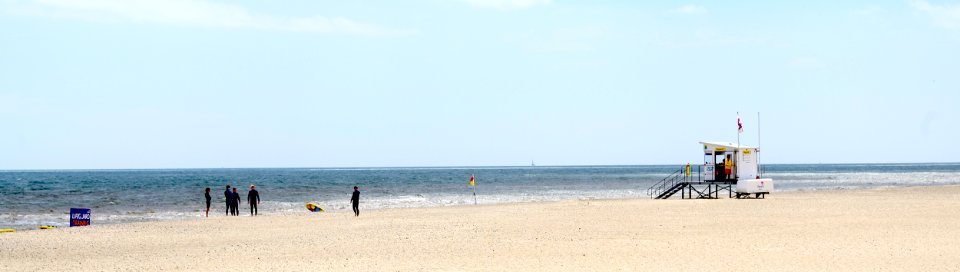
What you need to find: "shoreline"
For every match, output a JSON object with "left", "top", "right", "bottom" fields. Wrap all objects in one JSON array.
[
  {"left": 3, "top": 183, "right": 959, "bottom": 232},
  {"left": 4, "top": 183, "right": 957, "bottom": 232},
  {"left": 3, "top": 185, "right": 960, "bottom": 270}
]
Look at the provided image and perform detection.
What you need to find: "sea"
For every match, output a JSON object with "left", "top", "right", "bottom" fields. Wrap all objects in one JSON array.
[{"left": 2, "top": 163, "right": 959, "bottom": 230}]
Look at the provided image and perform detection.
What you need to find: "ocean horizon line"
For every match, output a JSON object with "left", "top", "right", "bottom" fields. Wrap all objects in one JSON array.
[{"left": 2, "top": 161, "right": 960, "bottom": 172}]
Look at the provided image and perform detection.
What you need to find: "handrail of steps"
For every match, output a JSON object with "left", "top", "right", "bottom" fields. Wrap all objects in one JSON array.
[
  {"left": 646, "top": 165, "right": 703, "bottom": 199},
  {"left": 646, "top": 167, "right": 685, "bottom": 199}
]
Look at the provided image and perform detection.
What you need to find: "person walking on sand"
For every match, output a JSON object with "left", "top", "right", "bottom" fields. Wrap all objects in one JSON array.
[
  {"left": 224, "top": 185, "right": 232, "bottom": 216},
  {"left": 247, "top": 185, "right": 260, "bottom": 216},
  {"left": 350, "top": 186, "right": 360, "bottom": 217},
  {"left": 232, "top": 188, "right": 241, "bottom": 216},
  {"left": 204, "top": 188, "right": 212, "bottom": 218}
]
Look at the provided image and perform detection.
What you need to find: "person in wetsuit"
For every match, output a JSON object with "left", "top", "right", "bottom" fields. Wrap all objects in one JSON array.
[
  {"left": 232, "top": 188, "right": 241, "bottom": 216},
  {"left": 350, "top": 186, "right": 360, "bottom": 217},
  {"left": 247, "top": 185, "right": 260, "bottom": 216},
  {"left": 204, "top": 187, "right": 212, "bottom": 218},
  {"left": 224, "top": 185, "right": 232, "bottom": 216},
  {"left": 718, "top": 159, "right": 727, "bottom": 181}
]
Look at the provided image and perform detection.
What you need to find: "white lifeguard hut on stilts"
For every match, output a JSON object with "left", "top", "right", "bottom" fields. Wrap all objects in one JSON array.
[
  {"left": 646, "top": 113, "right": 774, "bottom": 199},
  {"left": 700, "top": 142, "right": 773, "bottom": 198}
]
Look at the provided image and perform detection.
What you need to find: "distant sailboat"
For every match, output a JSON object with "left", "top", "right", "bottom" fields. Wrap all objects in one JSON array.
[{"left": 531, "top": 160, "right": 536, "bottom": 167}]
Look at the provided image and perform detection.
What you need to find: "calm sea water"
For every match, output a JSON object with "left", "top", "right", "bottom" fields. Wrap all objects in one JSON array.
[{"left": 2, "top": 163, "right": 959, "bottom": 230}]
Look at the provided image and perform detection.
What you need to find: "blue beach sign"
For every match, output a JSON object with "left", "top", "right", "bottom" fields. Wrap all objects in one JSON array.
[{"left": 70, "top": 208, "right": 91, "bottom": 227}]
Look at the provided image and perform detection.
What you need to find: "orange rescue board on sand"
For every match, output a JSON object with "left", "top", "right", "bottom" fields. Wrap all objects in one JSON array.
[{"left": 305, "top": 203, "right": 325, "bottom": 212}]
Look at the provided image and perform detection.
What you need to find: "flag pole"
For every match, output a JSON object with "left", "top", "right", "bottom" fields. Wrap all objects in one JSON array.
[
  {"left": 757, "top": 112, "right": 762, "bottom": 178},
  {"left": 737, "top": 111, "right": 741, "bottom": 149},
  {"left": 736, "top": 112, "right": 741, "bottom": 180},
  {"left": 472, "top": 173, "right": 477, "bottom": 205}
]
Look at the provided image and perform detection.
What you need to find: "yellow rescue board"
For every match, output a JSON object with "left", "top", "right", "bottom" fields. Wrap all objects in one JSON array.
[
  {"left": 40, "top": 225, "right": 57, "bottom": 230},
  {"left": 0, "top": 229, "right": 15, "bottom": 233},
  {"left": 305, "top": 202, "right": 325, "bottom": 212}
]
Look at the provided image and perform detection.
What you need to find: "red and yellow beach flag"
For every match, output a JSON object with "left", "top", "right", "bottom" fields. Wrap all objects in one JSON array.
[{"left": 469, "top": 175, "right": 475, "bottom": 187}]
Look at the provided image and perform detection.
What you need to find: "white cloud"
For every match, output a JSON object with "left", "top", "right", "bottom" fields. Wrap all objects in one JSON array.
[
  {"left": 909, "top": 0, "right": 960, "bottom": 29},
  {"left": 674, "top": 4, "right": 707, "bottom": 15},
  {"left": 5, "top": 0, "right": 414, "bottom": 36},
  {"left": 463, "top": 0, "right": 552, "bottom": 10}
]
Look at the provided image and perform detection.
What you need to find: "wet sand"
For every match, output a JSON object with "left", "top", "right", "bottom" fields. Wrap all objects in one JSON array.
[{"left": 2, "top": 185, "right": 959, "bottom": 271}]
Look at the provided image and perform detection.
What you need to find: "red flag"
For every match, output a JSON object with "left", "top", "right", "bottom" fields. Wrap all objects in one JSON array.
[{"left": 737, "top": 115, "right": 743, "bottom": 134}]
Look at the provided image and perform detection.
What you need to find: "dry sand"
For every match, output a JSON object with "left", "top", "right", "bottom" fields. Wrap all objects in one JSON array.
[{"left": 2, "top": 185, "right": 960, "bottom": 271}]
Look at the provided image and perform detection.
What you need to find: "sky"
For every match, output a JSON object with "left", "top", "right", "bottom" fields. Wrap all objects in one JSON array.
[{"left": 1, "top": 0, "right": 958, "bottom": 169}]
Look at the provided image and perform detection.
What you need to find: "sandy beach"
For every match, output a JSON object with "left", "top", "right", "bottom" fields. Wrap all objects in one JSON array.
[{"left": 2, "top": 185, "right": 959, "bottom": 271}]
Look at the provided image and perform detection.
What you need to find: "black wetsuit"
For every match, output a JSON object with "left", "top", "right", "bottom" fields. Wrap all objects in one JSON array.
[
  {"left": 716, "top": 163, "right": 724, "bottom": 181},
  {"left": 205, "top": 192, "right": 211, "bottom": 210},
  {"left": 224, "top": 189, "right": 232, "bottom": 215},
  {"left": 351, "top": 191, "right": 360, "bottom": 216},
  {"left": 232, "top": 192, "right": 241, "bottom": 216},
  {"left": 247, "top": 189, "right": 260, "bottom": 216}
]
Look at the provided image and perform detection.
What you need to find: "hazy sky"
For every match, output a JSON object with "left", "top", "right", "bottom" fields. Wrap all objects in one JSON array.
[{"left": 1, "top": 0, "right": 958, "bottom": 169}]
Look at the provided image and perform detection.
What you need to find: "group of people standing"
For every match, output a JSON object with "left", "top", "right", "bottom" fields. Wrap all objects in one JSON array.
[
  {"left": 203, "top": 185, "right": 260, "bottom": 217},
  {"left": 202, "top": 185, "right": 362, "bottom": 217}
]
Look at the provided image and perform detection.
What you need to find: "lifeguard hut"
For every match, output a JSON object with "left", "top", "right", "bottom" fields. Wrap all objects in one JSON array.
[{"left": 646, "top": 141, "right": 774, "bottom": 199}]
